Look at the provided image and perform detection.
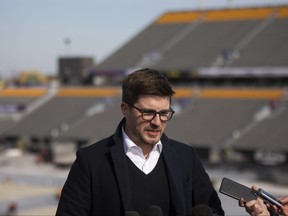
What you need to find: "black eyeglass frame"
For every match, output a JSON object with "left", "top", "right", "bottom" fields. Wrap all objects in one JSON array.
[{"left": 128, "top": 104, "right": 175, "bottom": 121}]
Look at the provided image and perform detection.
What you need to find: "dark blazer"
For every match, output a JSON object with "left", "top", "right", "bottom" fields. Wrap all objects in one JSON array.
[{"left": 56, "top": 119, "right": 224, "bottom": 216}]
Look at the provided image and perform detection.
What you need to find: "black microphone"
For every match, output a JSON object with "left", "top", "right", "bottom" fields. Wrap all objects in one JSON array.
[
  {"left": 144, "top": 205, "right": 163, "bottom": 216},
  {"left": 188, "top": 204, "right": 212, "bottom": 216},
  {"left": 124, "top": 211, "right": 140, "bottom": 216}
]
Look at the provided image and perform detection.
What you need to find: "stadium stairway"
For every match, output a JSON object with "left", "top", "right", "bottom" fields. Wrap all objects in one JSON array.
[{"left": 13, "top": 87, "right": 58, "bottom": 122}]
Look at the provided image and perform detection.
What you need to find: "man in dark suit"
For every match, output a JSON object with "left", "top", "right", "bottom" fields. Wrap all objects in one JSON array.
[{"left": 56, "top": 68, "right": 224, "bottom": 216}]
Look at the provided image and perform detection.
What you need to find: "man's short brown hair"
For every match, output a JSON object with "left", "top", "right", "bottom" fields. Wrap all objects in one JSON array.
[{"left": 122, "top": 68, "right": 175, "bottom": 105}]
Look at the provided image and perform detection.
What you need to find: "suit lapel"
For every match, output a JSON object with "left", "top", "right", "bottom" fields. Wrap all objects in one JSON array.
[
  {"left": 162, "top": 135, "right": 186, "bottom": 215},
  {"left": 110, "top": 120, "right": 133, "bottom": 211}
]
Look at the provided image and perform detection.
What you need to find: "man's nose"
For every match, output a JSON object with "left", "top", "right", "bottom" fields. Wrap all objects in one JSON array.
[{"left": 150, "top": 113, "right": 162, "bottom": 125}]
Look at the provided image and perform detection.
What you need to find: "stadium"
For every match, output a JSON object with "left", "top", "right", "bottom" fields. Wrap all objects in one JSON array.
[
  {"left": 1, "top": 5, "right": 288, "bottom": 180},
  {"left": 1, "top": 4, "right": 288, "bottom": 215}
]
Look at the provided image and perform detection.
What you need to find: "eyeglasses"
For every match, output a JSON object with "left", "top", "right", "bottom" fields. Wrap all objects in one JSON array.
[{"left": 129, "top": 104, "right": 175, "bottom": 121}]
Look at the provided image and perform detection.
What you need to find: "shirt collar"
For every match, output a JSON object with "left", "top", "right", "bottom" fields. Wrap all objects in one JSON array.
[{"left": 122, "top": 126, "right": 163, "bottom": 154}]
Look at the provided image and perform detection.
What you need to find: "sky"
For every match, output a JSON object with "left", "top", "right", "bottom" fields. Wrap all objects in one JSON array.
[{"left": 0, "top": 0, "right": 287, "bottom": 78}]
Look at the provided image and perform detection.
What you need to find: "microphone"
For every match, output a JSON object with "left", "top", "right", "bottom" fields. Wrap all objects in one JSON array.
[
  {"left": 144, "top": 205, "right": 163, "bottom": 216},
  {"left": 188, "top": 204, "right": 212, "bottom": 216},
  {"left": 124, "top": 211, "right": 140, "bottom": 216}
]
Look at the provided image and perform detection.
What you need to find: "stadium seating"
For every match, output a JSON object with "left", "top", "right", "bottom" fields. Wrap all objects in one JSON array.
[
  {"left": 1, "top": 87, "right": 120, "bottom": 148},
  {"left": 1, "top": 5, "right": 288, "bottom": 166},
  {"left": 0, "top": 88, "right": 48, "bottom": 135},
  {"left": 95, "top": 6, "right": 288, "bottom": 71}
]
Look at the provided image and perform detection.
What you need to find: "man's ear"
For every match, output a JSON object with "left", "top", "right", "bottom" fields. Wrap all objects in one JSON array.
[{"left": 121, "top": 103, "right": 129, "bottom": 117}]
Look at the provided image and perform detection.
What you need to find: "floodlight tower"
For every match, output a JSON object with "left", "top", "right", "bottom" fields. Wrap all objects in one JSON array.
[
  {"left": 227, "top": 0, "right": 233, "bottom": 9},
  {"left": 199, "top": 0, "right": 205, "bottom": 10},
  {"left": 64, "top": 37, "right": 71, "bottom": 56}
]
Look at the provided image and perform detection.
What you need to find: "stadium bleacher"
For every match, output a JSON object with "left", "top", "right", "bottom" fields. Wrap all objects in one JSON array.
[
  {"left": 96, "top": 5, "right": 288, "bottom": 71},
  {"left": 168, "top": 97, "right": 267, "bottom": 147},
  {"left": 0, "top": 88, "right": 48, "bottom": 135},
  {"left": 232, "top": 98, "right": 288, "bottom": 151},
  {"left": 0, "top": 87, "right": 120, "bottom": 149}
]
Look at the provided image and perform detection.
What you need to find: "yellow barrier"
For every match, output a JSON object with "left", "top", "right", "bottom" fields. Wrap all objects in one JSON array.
[
  {"left": 0, "top": 87, "right": 285, "bottom": 100},
  {"left": 199, "top": 88, "right": 284, "bottom": 99},
  {"left": 0, "top": 88, "right": 47, "bottom": 97},
  {"left": 156, "top": 12, "right": 201, "bottom": 24},
  {"left": 277, "top": 6, "right": 288, "bottom": 18},
  {"left": 58, "top": 88, "right": 283, "bottom": 99},
  {"left": 174, "top": 88, "right": 195, "bottom": 98},
  {"left": 204, "top": 7, "right": 274, "bottom": 22},
  {"left": 57, "top": 87, "right": 120, "bottom": 97},
  {"left": 156, "top": 6, "right": 286, "bottom": 24},
  {"left": 58, "top": 87, "right": 194, "bottom": 98}
]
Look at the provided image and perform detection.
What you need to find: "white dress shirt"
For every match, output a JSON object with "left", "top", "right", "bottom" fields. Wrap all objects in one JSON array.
[{"left": 122, "top": 127, "right": 163, "bottom": 174}]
